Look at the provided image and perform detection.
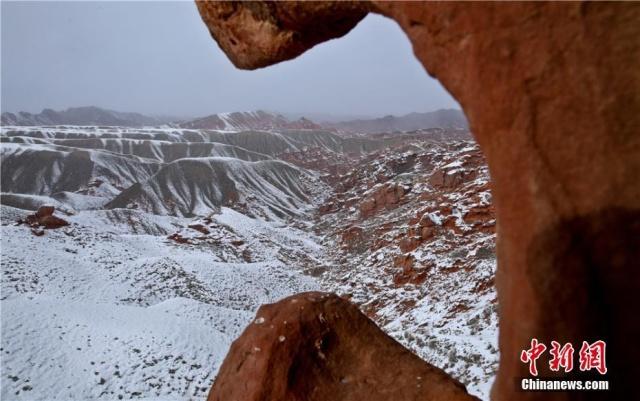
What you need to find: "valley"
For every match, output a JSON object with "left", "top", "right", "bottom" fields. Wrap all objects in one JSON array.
[{"left": 1, "top": 111, "right": 497, "bottom": 400}]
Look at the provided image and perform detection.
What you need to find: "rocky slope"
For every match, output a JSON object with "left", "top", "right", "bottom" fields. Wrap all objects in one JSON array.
[{"left": 312, "top": 140, "right": 498, "bottom": 396}]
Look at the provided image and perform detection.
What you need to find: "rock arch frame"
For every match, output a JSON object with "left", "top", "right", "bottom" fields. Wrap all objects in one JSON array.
[{"left": 195, "top": 2, "right": 640, "bottom": 400}]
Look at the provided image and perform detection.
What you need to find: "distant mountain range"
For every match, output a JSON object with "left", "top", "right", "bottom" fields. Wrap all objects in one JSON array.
[
  {"left": 177, "top": 110, "right": 321, "bottom": 131},
  {"left": 0, "top": 106, "right": 173, "bottom": 127},
  {"left": 324, "top": 109, "right": 468, "bottom": 133},
  {"left": 2, "top": 106, "right": 468, "bottom": 133}
]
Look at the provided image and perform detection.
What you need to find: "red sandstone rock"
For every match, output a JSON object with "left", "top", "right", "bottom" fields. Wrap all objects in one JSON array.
[
  {"left": 196, "top": 1, "right": 371, "bottom": 70},
  {"left": 358, "top": 197, "right": 376, "bottom": 217},
  {"left": 418, "top": 213, "right": 438, "bottom": 227},
  {"left": 188, "top": 223, "right": 210, "bottom": 235},
  {"left": 38, "top": 215, "right": 69, "bottom": 229},
  {"left": 399, "top": 235, "right": 421, "bottom": 253},
  {"left": 197, "top": 2, "right": 640, "bottom": 400},
  {"left": 167, "top": 233, "right": 191, "bottom": 244},
  {"left": 359, "top": 182, "right": 410, "bottom": 218},
  {"left": 420, "top": 226, "right": 436, "bottom": 240},
  {"left": 19, "top": 206, "right": 69, "bottom": 230},
  {"left": 35, "top": 205, "right": 55, "bottom": 218},
  {"left": 340, "top": 225, "right": 365, "bottom": 252},
  {"left": 463, "top": 206, "right": 493, "bottom": 225},
  {"left": 428, "top": 168, "right": 473, "bottom": 190},
  {"left": 207, "top": 292, "right": 477, "bottom": 401}
]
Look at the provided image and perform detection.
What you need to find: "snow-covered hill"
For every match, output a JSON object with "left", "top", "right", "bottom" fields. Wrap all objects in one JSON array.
[
  {"left": 1, "top": 122, "right": 497, "bottom": 401},
  {"left": 325, "top": 108, "right": 469, "bottom": 133},
  {"left": 107, "top": 158, "right": 322, "bottom": 218},
  {"left": 178, "top": 110, "right": 320, "bottom": 131},
  {"left": 1, "top": 142, "right": 161, "bottom": 197},
  {"left": 1, "top": 206, "right": 322, "bottom": 400},
  {"left": 1, "top": 124, "right": 332, "bottom": 400}
]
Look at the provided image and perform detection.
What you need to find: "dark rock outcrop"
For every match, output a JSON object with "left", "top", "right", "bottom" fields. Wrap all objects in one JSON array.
[{"left": 207, "top": 292, "right": 478, "bottom": 401}]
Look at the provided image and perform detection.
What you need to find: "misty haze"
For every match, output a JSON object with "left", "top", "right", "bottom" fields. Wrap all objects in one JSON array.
[{"left": 1, "top": 1, "right": 459, "bottom": 120}]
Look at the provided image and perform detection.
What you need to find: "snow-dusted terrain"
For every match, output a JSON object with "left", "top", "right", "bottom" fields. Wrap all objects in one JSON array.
[
  {"left": 317, "top": 142, "right": 498, "bottom": 397},
  {"left": 1, "top": 206, "right": 323, "bottom": 400},
  {"left": 1, "top": 123, "right": 497, "bottom": 400}
]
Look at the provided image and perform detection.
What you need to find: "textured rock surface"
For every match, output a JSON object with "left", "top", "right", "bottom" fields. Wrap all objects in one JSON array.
[
  {"left": 207, "top": 292, "right": 478, "bottom": 401},
  {"left": 318, "top": 141, "right": 497, "bottom": 395},
  {"left": 196, "top": 1, "right": 371, "bottom": 69},
  {"left": 197, "top": 2, "right": 640, "bottom": 400},
  {"left": 18, "top": 206, "right": 69, "bottom": 230}
]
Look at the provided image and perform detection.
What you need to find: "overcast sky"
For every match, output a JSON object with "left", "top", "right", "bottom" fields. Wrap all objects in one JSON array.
[{"left": 1, "top": 1, "right": 458, "bottom": 119}]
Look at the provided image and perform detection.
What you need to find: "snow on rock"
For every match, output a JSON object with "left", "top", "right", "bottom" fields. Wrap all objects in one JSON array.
[{"left": 316, "top": 141, "right": 498, "bottom": 398}]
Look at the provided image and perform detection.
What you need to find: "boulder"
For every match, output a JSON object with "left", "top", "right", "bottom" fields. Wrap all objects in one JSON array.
[
  {"left": 35, "top": 205, "right": 55, "bottom": 218},
  {"left": 38, "top": 215, "right": 69, "bottom": 229},
  {"left": 207, "top": 292, "right": 478, "bottom": 401},
  {"left": 19, "top": 206, "right": 69, "bottom": 230}
]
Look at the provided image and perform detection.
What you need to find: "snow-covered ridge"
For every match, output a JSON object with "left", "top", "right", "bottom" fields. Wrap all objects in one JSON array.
[
  {"left": 107, "top": 157, "right": 324, "bottom": 218},
  {"left": 178, "top": 110, "right": 321, "bottom": 131},
  {"left": 1, "top": 125, "right": 396, "bottom": 156},
  {"left": 1, "top": 126, "right": 340, "bottom": 216},
  {"left": 1, "top": 141, "right": 161, "bottom": 197}
]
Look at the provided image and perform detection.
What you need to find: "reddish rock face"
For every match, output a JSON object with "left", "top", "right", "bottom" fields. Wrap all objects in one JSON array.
[
  {"left": 207, "top": 292, "right": 478, "bottom": 401},
  {"left": 340, "top": 225, "right": 365, "bottom": 252},
  {"left": 37, "top": 215, "right": 70, "bottom": 229},
  {"left": 197, "top": 2, "right": 640, "bottom": 400},
  {"left": 18, "top": 206, "right": 69, "bottom": 231},
  {"left": 35, "top": 205, "right": 55, "bottom": 218},
  {"left": 359, "top": 182, "right": 411, "bottom": 218},
  {"left": 187, "top": 223, "right": 210, "bottom": 235}
]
